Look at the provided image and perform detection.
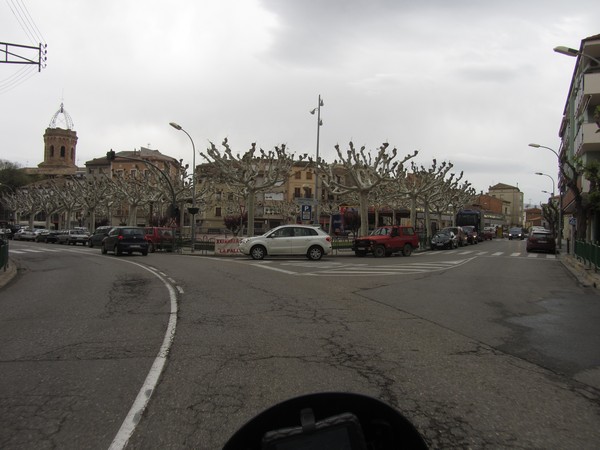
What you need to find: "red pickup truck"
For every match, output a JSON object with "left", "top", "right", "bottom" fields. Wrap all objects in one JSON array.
[{"left": 352, "top": 226, "right": 419, "bottom": 257}]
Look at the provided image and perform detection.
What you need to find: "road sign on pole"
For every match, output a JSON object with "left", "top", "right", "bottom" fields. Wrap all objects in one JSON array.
[{"left": 301, "top": 205, "right": 312, "bottom": 221}]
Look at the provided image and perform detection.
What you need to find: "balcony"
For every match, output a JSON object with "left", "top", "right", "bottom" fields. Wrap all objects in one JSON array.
[{"left": 575, "top": 122, "right": 600, "bottom": 156}]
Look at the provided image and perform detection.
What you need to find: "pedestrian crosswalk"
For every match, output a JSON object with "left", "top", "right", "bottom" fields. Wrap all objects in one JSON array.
[
  {"left": 9, "top": 247, "right": 85, "bottom": 255},
  {"left": 430, "top": 249, "right": 556, "bottom": 259},
  {"left": 278, "top": 258, "right": 476, "bottom": 276}
]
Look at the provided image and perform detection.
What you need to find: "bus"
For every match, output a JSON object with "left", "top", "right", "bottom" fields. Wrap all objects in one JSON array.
[{"left": 456, "top": 209, "right": 484, "bottom": 234}]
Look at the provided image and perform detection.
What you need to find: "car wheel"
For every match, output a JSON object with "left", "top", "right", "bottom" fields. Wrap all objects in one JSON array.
[
  {"left": 373, "top": 245, "right": 386, "bottom": 258},
  {"left": 307, "top": 245, "right": 324, "bottom": 261},
  {"left": 402, "top": 244, "right": 413, "bottom": 257},
  {"left": 115, "top": 244, "right": 122, "bottom": 256},
  {"left": 142, "top": 250, "right": 148, "bottom": 256},
  {"left": 101, "top": 244, "right": 107, "bottom": 254},
  {"left": 148, "top": 242, "right": 155, "bottom": 253},
  {"left": 250, "top": 245, "right": 266, "bottom": 260},
  {"left": 88, "top": 241, "right": 94, "bottom": 248}
]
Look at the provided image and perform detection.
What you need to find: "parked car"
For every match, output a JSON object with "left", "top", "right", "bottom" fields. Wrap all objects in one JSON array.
[
  {"left": 441, "top": 227, "right": 467, "bottom": 247},
  {"left": 352, "top": 226, "right": 419, "bottom": 257},
  {"left": 57, "top": 229, "right": 91, "bottom": 245},
  {"left": 239, "top": 224, "right": 332, "bottom": 260},
  {"left": 101, "top": 226, "right": 149, "bottom": 256},
  {"left": 13, "top": 228, "right": 37, "bottom": 241},
  {"left": 482, "top": 226, "right": 495, "bottom": 240},
  {"left": 35, "top": 229, "right": 59, "bottom": 243},
  {"left": 508, "top": 227, "right": 525, "bottom": 240},
  {"left": 461, "top": 226, "right": 479, "bottom": 244},
  {"left": 88, "top": 226, "right": 112, "bottom": 248},
  {"left": 145, "top": 226, "right": 175, "bottom": 252},
  {"left": 526, "top": 229, "right": 556, "bottom": 254},
  {"left": 430, "top": 230, "right": 456, "bottom": 250}
]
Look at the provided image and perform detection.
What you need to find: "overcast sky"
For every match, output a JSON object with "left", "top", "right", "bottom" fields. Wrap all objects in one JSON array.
[{"left": 1, "top": 0, "right": 599, "bottom": 206}]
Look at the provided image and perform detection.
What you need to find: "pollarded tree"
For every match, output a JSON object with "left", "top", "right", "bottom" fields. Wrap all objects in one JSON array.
[
  {"left": 394, "top": 159, "right": 453, "bottom": 229},
  {"left": 319, "top": 142, "right": 417, "bottom": 237},
  {"left": 202, "top": 139, "right": 301, "bottom": 236},
  {"left": 447, "top": 181, "right": 476, "bottom": 225}
]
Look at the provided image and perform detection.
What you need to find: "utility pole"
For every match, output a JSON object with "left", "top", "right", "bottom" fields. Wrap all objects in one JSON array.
[{"left": 0, "top": 42, "right": 47, "bottom": 71}]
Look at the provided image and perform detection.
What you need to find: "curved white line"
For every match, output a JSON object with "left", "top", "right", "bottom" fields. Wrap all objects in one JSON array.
[{"left": 107, "top": 262, "right": 178, "bottom": 450}]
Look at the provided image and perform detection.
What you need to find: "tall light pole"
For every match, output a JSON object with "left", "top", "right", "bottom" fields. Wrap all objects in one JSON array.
[
  {"left": 535, "top": 172, "right": 555, "bottom": 197},
  {"left": 535, "top": 172, "right": 558, "bottom": 237},
  {"left": 529, "top": 143, "right": 562, "bottom": 249},
  {"left": 170, "top": 122, "right": 198, "bottom": 253},
  {"left": 309, "top": 95, "right": 324, "bottom": 226}
]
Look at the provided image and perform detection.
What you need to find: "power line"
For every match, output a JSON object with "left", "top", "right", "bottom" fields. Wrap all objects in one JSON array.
[{"left": 5, "top": 0, "right": 46, "bottom": 46}]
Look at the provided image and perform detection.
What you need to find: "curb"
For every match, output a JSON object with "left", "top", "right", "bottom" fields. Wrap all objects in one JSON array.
[
  {"left": 0, "top": 258, "right": 17, "bottom": 289},
  {"left": 559, "top": 253, "right": 600, "bottom": 291}
]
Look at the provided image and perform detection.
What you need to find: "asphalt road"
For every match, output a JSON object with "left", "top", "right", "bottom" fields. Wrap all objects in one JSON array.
[{"left": 1, "top": 239, "right": 599, "bottom": 449}]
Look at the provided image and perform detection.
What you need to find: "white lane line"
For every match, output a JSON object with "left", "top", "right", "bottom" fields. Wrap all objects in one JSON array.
[
  {"left": 492, "top": 252, "right": 504, "bottom": 256},
  {"left": 527, "top": 253, "right": 538, "bottom": 258},
  {"left": 108, "top": 263, "right": 178, "bottom": 450},
  {"left": 510, "top": 252, "right": 521, "bottom": 257},
  {"left": 250, "top": 264, "right": 297, "bottom": 275}
]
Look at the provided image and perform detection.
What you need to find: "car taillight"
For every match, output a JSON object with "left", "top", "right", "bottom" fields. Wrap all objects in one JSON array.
[
  {"left": 118, "top": 235, "right": 124, "bottom": 240},
  {"left": 325, "top": 236, "right": 331, "bottom": 242}
]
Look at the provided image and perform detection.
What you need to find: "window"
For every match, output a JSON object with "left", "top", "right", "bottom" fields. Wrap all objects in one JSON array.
[
  {"left": 215, "top": 207, "right": 222, "bottom": 217},
  {"left": 50, "top": 145, "right": 54, "bottom": 157},
  {"left": 294, "top": 171, "right": 301, "bottom": 179},
  {"left": 294, "top": 188, "right": 301, "bottom": 198},
  {"left": 131, "top": 169, "right": 137, "bottom": 177},
  {"left": 60, "top": 146, "right": 66, "bottom": 157},
  {"left": 294, "top": 227, "right": 317, "bottom": 237},
  {"left": 306, "top": 172, "right": 313, "bottom": 180}
]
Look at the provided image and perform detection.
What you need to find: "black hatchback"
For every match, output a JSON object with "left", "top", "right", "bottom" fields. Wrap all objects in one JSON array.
[{"left": 101, "top": 226, "right": 148, "bottom": 256}]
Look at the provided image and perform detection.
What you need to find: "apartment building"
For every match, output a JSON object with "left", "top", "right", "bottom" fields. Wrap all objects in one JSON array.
[
  {"left": 557, "top": 34, "right": 600, "bottom": 242},
  {"left": 487, "top": 183, "right": 524, "bottom": 227}
]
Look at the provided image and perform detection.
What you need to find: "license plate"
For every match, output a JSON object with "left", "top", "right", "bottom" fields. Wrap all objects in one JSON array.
[{"left": 129, "top": 245, "right": 140, "bottom": 249}]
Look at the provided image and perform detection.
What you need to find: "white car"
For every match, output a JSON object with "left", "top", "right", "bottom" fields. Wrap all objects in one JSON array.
[{"left": 239, "top": 225, "right": 332, "bottom": 260}]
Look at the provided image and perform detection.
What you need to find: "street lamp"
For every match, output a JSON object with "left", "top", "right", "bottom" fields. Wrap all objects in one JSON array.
[
  {"left": 553, "top": 46, "right": 600, "bottom": 65},
  {"left": 170, "top": 122, "right": 198, "bottom": 253},
  {"left": 309, "top": 95, "right": 324, "bottom": 226},
  {"left": 535, "top": 172, "right": 555, "bottom": 197},
  {"left": 529, "top": 143, "right": 563, "bottom": 249},
  {"left": 535, "top": 172, "right": 559, "bottom": 236}
]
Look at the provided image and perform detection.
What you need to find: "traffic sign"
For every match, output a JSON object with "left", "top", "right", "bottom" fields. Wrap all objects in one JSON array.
[{"left": 301, "top": 204, "right": 312, "bottom": 220}]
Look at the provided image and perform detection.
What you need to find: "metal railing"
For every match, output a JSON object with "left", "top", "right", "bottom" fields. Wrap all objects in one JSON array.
[
  {"left": 574, "top": 240, "right": 600, "bottom": 271},
  {"left": 0, "top": 238, "right": 8, "bottom": 272}
]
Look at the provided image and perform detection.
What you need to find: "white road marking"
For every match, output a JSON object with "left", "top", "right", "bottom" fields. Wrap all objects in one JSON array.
[{"left": 108, "top": 263, "right": 178, "bottom": 450}]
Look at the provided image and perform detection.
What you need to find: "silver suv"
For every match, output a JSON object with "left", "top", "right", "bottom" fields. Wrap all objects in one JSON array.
[{"left": 239, "top": 225, "right": 332, "bottom": 260}]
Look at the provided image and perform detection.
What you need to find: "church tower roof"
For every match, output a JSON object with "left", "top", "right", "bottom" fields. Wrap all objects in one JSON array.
[{"left": 48, "top": 102, "right": 75, "bottom": 130}]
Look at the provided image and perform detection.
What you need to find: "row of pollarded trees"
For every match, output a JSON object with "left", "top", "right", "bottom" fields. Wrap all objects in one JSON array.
[
  {"left": 0, "top": 162, "right": 200, "bottom": 230},
  {"left": 2, "top": 140, "right": 476, "bottom": 240},
  {"left": 202, "top": 140, "right": 476, "bottom": 238}
]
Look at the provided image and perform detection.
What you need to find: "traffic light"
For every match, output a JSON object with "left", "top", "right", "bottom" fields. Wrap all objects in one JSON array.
[
  {"left": 168, "top": 204, "right": 180, "bottom": 218},
  {"left": 106, "top": 149, "right": 116, "bottom": 160}
]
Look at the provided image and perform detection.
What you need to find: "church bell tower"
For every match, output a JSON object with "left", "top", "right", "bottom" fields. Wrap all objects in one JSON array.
[{"left": 38, "top": 102, "right": 78, "bottom": 174}]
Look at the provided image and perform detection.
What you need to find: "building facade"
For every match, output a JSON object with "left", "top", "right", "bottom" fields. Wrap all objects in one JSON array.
[
  {"left": 557, "top": 34, "right": 600, "bottom": 242},
  {"left": 487, "top": 183, "right": 524, "bottom": 227}
]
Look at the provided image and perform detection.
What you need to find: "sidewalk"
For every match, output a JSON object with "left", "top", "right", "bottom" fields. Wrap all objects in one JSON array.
[
  {"left": 560, "top": 252, "right": 600, "bottom": 291},
  {"left": 0, "top": 258, "right": 17, "bottom": 289}
]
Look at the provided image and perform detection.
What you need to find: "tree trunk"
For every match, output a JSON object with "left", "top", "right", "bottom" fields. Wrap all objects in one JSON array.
[
  {"left": 359, "top": 191, "right": 369, "bottom": 236},
  {"left": 247, "top": 190, "right": 256, "bottom": 236}
]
